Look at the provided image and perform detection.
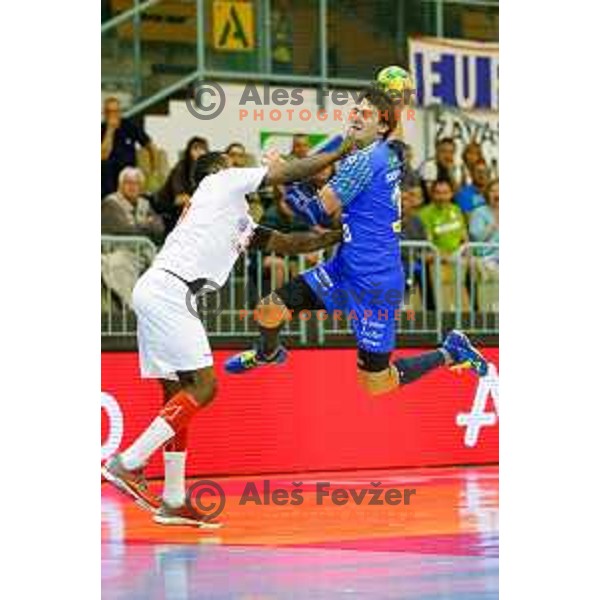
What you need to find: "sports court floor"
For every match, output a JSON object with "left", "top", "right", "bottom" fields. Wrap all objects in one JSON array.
[{"left": 102, "top": 465, "right": 498, "bottom": 599}]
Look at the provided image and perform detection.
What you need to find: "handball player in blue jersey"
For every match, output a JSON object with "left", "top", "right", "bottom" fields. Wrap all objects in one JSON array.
[{"left": 226, "top": 87, "right": 488, "bottom": 393}]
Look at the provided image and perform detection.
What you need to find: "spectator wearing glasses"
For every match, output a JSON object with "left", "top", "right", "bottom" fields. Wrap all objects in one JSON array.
[{"left": 102, "top": 167, "right": 164, "bottom": 243}]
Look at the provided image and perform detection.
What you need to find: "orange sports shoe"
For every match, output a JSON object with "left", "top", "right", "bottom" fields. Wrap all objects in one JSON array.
[
  {"left": 101, "top": 455, "right": 160, "bottom": 513},
  {"left": 153, "top": 501, "right": 222, "bottom": 529}
]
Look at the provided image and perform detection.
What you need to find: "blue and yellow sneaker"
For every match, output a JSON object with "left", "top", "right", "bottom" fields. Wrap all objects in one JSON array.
[
  {"left": 224, "top": 345, "right": 288, "bottom": 374},
  {"left": 442, "top": 330, "right": 489, "bottom": 377}
]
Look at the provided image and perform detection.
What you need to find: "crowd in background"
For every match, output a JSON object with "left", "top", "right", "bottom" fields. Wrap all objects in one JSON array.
[{"left": 101, "top": 96, "right": 499, "bottom": 311}]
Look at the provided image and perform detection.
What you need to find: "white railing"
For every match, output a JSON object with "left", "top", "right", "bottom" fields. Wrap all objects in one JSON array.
[
  {"left": 101, "top": 236, "right": 499, "bottom": 340},
  {"left": 454, "top": 242, "right": 499, "bottom": 335}
]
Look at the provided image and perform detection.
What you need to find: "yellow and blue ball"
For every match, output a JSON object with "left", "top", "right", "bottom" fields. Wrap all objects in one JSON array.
[{"left": 376, "top": 65, "right": 414, "bottom": 95}]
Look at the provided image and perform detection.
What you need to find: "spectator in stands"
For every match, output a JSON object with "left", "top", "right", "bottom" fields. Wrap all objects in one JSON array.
[
  {"left": 101, "top": 97, "right": 159, "bottom": 198},
  {"left": 225, "top": 142, "right": 265, "bottom": 222},
  {"left": 469, "top": 179, "right": 499, "bottom": 260},
  {"left": 225, "top": 142, "right": 248, "bottom": 167},
  {"left": 419, "top": 138, "right": 460, "bottom": 200},
  {"left": 460, "top": 141, "right": 485, "bottom": 186},
  {"left": 102, "top": 167, "right": 164, "bottom": 243},
  {"left": 400, "top": 184, "right": 427, "bottom": 309},
  {"left": 419, "top": 179, "right": 469, "bottom": 311},
  {"left": 153, "top": 136, "right": 208, "bottom": 235},
  {"left": 402, "top": 144, "right": 422, "bottom": 189},
  {"left": 290, "top": 134, "right": 310, "bottom": 159},
  {"left": 101, "top": 167, "right": 164, "bottom": 309},
  {"left": 419, "top": 179, "right": 467, "bottom": 257},
  {"left": 454, "top": 158, "right": 489, "bottom": 215},
  {"left": 401, "top": 185, "right": 426, "bottom": 242}
]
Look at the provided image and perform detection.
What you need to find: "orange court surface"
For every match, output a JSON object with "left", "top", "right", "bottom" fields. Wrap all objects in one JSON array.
[{"left": 102, "top": 465, "right": 499, "bottom": 599}]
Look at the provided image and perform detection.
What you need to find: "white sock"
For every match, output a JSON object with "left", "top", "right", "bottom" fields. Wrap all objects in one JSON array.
[
  {"left": 162, "top": 451, "right": 187, "bottom": 508},
  {"left": 121, "top": 417, "right": 175, "bottom": 470}
]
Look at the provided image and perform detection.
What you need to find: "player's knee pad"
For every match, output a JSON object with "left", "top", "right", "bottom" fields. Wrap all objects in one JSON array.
[
  {"left": 357, "top": 367, "right": 400, "bottom": 396},
  {"left": 357, "top": 348, "right": 392, "bottom": 372},
  {"left": 356, "top": 349, "right": 398, "bottom": 397},
  {"left": 256, "top": 292, "right": 291, "bottom": 328}
]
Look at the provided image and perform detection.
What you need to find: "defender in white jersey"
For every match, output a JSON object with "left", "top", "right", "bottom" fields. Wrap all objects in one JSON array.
[
  {"left": 134, "top": 164, "right": 268, "bottom": 380},
  {"left": 102, "top": 146, "right": 350, "bottom": 527}
]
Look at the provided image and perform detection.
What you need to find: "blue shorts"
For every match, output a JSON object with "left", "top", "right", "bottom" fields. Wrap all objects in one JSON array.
[{"left": 302, "top": 257, "right": 404, "bottom": 354}]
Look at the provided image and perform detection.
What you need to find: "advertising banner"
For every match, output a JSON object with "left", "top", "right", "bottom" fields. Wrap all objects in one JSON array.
[
  {"left": 427, "top": 106, "right": 499, "bottom": 173},
  {"left": 409, "top": 37, "right": 499, "bottom": 111},
  {"left": 102, "top": 348, "right": 499, "bottom": 477}
]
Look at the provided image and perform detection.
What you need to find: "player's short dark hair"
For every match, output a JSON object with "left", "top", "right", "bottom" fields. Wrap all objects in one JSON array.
[
  {"left": 193, "top": 151, "right": 227, "bottom": 187},
  {"left": 362, "top": 85, "right": 397, "bottom": 137}
]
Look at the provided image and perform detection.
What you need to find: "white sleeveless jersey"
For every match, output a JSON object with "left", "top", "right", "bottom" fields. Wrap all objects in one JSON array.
[{"left": 153, "top": 167, "right": 267, "bottom": 286}]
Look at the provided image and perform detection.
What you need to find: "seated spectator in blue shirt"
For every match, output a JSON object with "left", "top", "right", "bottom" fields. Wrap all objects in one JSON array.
[
  {"left": 469, "top": 179, "right": 499, "bottom": 261},
  {"left": 454, "top": 158, "right": 489, "bottom": 214},
  {"left": 101, "top": 97, "right": 158, "bottom": 198}
]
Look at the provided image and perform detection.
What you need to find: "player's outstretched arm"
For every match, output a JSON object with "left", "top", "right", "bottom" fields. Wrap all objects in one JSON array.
[
  {"left": 249, "top": 225, "right": 342, "bottom": 255},
  {"left": 263, "top": 137, "right": 354, "bottom": 186}
]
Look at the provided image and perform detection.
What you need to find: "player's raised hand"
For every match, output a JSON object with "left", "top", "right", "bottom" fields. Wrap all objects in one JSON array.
[
  {"left": 264, "top": 145, "right": 348, "bottom": 186},
  {"left": 261, "top": 148, "right": 285, "bottom": 169}
]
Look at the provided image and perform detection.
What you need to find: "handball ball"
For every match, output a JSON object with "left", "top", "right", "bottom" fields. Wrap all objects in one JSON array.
[{"left": 376, "top": 65, "right": 414, "bottom": 95}]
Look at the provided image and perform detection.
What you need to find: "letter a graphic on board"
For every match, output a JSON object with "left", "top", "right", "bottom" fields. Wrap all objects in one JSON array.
[
  {"left": 455, "top": 363, "right": 499, "bottom": 447},
  {"left": 214, "top": 2, "right": 254, "bottom": 51}
]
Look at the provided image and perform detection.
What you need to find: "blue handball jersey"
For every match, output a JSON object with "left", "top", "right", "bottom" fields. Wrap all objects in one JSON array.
[
  {"left": 302, "top": 139, "right": 405, "bottom": 354},
  {"left": 331, "top": 139, "right": 403, "bottom": 281}
]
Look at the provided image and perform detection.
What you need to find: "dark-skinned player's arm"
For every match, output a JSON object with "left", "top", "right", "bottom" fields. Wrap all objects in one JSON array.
[
  {"left": 262, "top": 135, "right": 354, "bottom": 186},
  {"left": 282, "top": 148, "right": 374, "bottom": 224},
  {"left": 248, "top": 225, "right": 342, "bottom": 255}
]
